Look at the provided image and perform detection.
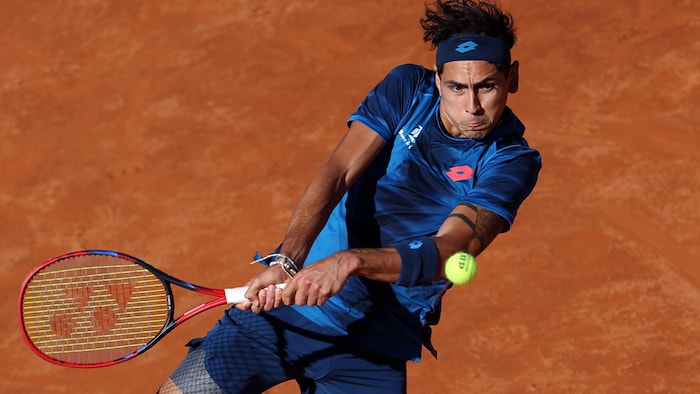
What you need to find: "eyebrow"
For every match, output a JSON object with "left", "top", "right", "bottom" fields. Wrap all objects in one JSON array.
[{"left": 445, "top": 76, "right": 500, "bottom": 89}]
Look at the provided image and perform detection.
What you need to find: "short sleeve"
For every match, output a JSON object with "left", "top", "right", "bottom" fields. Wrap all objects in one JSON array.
[
  {"left": 347, "top": 64, "right": 430, "bottom": 142},
  {"left": 463, "top": 144, "right": 541, "bottom": 231}
]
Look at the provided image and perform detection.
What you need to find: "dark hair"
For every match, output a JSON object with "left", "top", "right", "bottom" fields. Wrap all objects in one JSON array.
[
  {"left": 421, "top": 0, "right": 516, "bottom": 73},
  {"left": 421, "top": 0, "right": 516, "bottom": 47}
]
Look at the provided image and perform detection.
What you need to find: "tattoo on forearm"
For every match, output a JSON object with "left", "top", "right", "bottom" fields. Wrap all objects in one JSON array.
[
  {"left": 458, "top": 201, "right": 478, "bottom": 212},
  {"left": 474, "top": 208, "right": 504, "bottom": 247},
  {"left": 450, "top": 204, "right": 506, "bottom": 251},
  {"left": 448, "top": 213, "right": 475, "bottom": 231},
  {"left": 448, "top": 212, "right": 486, "bottom": 248}
]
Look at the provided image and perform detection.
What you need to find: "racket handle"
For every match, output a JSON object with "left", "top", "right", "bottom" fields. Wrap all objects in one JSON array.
[{"left": 224, "top": 283, "right": 287, "bottom": 304}]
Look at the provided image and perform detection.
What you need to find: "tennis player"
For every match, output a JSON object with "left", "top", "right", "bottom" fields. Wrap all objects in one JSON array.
[{"left": 159, "top": 0, "right": 541, "bottom": 392}]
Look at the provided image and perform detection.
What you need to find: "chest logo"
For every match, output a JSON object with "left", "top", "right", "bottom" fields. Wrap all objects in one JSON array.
[
  {"left": 399, "top": 125, "right": 423, "bottom": 150},
  {"left": 446, "top": 165, "right": 474, "bottom": 182}
]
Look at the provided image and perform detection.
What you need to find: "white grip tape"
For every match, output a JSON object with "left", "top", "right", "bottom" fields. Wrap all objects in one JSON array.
[{"left": 224, "top": 283, "right": 287, "bottom": 304}]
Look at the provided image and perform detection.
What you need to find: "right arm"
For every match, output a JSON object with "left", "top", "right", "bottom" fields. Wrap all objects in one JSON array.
[
  {"left": 279, "top": 121, "right": 386, "bottom": 266},
  {"left": 240, "top": 120, "right": 385, "bottom": 311}
]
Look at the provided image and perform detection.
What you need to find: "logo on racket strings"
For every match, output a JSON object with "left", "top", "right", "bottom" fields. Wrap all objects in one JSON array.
[{"left": 48, "top": 280, "right": 138, "bottom": 338}]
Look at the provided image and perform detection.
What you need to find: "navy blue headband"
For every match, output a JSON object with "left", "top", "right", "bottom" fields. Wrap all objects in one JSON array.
[{"left": 436, "top": 34, "right": 511, "bottom": 67}]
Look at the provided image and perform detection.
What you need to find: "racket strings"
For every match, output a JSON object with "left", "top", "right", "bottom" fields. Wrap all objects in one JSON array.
[{"left": 21, "top": 254, "right": 170, "bottom": 365}]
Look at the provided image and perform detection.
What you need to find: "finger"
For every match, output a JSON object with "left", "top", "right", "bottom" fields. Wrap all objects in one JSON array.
[
  {"left": 244, "top": 282, "right": 260, "bottom": 301},
  {"left": 273, "top": 286, "right": 284, "bottom": 309},
  {"left": 250, "top": 299, "right": 263, "bottom": 314},
  {"left": 262, "top": 285, "right": 277, "bottom": 311},
  {"left": 305, "top": 287, "right": 318, "bottom": 307},
  {"left": 235, "top": 299, "right": 252, "bottom": 311},
  {"left": 258, "top": 287, "right": 268, "bottom": 305},
  {"left": 316, "top": 290, "right": 330, "bottom": 306},
  {"left": 294, "top": 282, "right": 309, "bottom": 306},
  {"left": 256, "top": 287, "right": 274, "bottom": 313},
  {"left": 281, "top": 281, "right": 296, "bottom": 306}
]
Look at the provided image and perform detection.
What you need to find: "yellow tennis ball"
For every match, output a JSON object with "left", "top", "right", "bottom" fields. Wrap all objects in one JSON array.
[{"left": 444, "top": 252, "right": 477, "bottom": 285}]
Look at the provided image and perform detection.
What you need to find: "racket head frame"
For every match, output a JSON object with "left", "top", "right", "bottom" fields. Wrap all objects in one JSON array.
[{"left": 17, "top": 250, "right": 226, "bottom": 368}]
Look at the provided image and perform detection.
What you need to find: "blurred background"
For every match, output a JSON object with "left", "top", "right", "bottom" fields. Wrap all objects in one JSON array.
[{"left": 1, "top": 1, "right": 699, "bottom": 392}]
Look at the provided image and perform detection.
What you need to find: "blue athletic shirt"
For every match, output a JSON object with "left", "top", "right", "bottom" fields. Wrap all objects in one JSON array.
[{"left": 284, "top": 64, "right": 541, "bottom": 361}]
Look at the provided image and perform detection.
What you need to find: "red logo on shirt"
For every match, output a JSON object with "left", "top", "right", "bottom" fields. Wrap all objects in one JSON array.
[{"left": 446, "top": 165, "right": 474, "bottom": 181}]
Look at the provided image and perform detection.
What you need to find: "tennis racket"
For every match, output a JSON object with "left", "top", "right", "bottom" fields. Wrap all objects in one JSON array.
[{"left": 18, "top": 249, "right": 285, "bottom": 368}]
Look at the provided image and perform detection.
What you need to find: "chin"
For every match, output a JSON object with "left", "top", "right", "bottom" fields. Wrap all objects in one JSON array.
[{"left": 463, "top": 129, "right": 490, "bottom": 139}]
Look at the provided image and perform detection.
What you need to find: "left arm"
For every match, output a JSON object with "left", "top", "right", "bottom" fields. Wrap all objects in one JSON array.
[{"left": 283, "top": 202, "right": 506, "bottom": 306}]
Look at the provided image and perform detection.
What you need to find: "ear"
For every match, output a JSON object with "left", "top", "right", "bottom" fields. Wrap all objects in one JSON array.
[
  {"left": 433, "top": 64, "right": 442, "bottom": 96},
  {"left": 508, "top": 60, "right": 519, "bottom": 93}
]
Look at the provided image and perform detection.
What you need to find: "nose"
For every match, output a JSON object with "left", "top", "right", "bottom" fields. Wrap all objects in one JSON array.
[{"left": 465, "top": 91, "right": 483, "bottom": 114}]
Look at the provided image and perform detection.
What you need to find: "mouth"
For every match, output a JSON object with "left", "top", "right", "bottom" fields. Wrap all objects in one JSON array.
[
  {"left": 463, "top": 121, "right": 485, "bottom": 130},
  {"left": 457, "top": 119, "right": 493, "bottom": 139}
]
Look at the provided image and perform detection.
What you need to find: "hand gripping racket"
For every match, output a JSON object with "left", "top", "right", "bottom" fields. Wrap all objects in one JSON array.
[{"left": 18, "top": 250, "right": 285, "bottom": 368}]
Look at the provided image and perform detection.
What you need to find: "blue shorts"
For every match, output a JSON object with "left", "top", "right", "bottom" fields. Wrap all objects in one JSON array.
[{"left": 168, "top": 306, "right": 407, "bottom": 394}]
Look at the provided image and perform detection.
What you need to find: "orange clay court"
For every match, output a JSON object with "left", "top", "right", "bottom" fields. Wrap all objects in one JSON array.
[{"left": 1, "top": 1, "right": 699, "bottom": 392}]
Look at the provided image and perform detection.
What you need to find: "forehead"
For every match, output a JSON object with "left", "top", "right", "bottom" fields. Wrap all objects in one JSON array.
[{"left": 441, "top": 60, "right": 503, "bottom": 81}]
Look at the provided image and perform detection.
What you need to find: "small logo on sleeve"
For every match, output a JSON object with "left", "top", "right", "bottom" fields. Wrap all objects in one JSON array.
[
  {"left": 399, "top": 125, "right": 423, "bottom": 150},
  {"left": 446, "top": 165, "right": 474, "bottom": 181}
]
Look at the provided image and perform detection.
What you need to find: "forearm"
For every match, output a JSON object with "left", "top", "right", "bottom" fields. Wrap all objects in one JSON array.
[
  {"left": 279, "top": 156, "right": 353, "bottom": 264},
  {"left": 341, "top": 203, "right": 508, "bottom": 285},
  {"left": 342, "top": 247, "right": 403, "bottom": 283},
  {"left": 334, "top": 244, "right": 443, "bottom": 285},
  {"left": 279, "top": 123, "right": 386, "bottom": 268},
  {"left": 280, "top": 203, "right": 506, "bottom": 307}
]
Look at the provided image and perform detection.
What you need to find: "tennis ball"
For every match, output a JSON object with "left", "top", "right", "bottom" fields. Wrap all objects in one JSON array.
[{"left": 444, "top": 252, "right": 477, "bottom": 285}]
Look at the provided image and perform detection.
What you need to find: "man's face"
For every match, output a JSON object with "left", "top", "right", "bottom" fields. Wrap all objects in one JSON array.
[{"left": 435, "top": 60, "right": 518, "bottom": 139}]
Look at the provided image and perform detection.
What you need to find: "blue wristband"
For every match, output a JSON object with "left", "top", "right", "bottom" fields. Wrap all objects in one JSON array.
[{"left": 394, "top": 237, "right": 439, "bottom": 286}]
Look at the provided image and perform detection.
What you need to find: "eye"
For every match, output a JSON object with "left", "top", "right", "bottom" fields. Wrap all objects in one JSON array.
[
  {"left": 478, "top": 83, "right": 496, "bottom": 92},
  {"left": 449, "top": 85, "right": 463, "bottom": 92}
]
